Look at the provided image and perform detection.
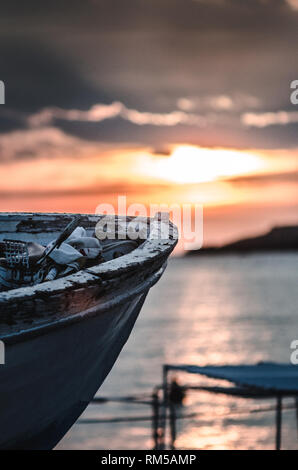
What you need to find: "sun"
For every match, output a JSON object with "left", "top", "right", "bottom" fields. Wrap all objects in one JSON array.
[{"left": 150, "top": 145, "right": 264, "bottom": 184}]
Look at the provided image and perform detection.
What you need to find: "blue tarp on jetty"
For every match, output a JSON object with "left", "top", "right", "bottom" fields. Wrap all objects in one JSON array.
[{"left": 167, "top": 363, "right": 298, "bottom": 393}]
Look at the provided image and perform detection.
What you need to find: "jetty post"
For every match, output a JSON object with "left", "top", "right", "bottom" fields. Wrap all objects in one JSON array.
[
  {"left": 151, "top": 388, "right": 160, "bottom": 450},
  {"left": 169, "top": 402, "right": 177, "bottom": 450},
  {"left": 295, "top": 397, "right": 298, "bottom": 440},
  {"left": 275, "top": 395, "right": 282, "bottom": 451},
  {"left": 159, "top": 364, "right": 169, "bottom": 449}
]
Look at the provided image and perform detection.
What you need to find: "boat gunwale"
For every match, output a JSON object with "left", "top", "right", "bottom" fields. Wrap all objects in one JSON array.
[
  {"left": 0, "top": 212, "right": 178, "bottom": 306},
  {"left": 1, "top": 264, "right": 167, "bottom": 344}
]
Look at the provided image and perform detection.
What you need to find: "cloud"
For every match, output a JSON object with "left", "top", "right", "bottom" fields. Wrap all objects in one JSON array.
[
  {"left": 28, "top": 102, "right": 206, "bottom": 128},
  {"left": 0, "top": 126, "right": 102, "bottom": 162},
  {"left": 194, "top": 0, "right": 298, "bottom": 11},
  {"left": 1, "top": 0, "right": 298, "bottom": 151},
  {"left": 0, "top": 38, "right": 112, "bottom": 117},
  {"left": 177, "top": 94, "right": 260, "bottom": 112},
  {"left": 242, "top": 111, "right": 298, "bottom": 127},
  {"left": 28, "top": 103, "right": 123, "bottom": 127},
  {"left": 286, "top": 0, "right": 298, "bottom": 10},
  {"left": 227, "top": 170, "right": 298, "bottom": 185},
  {"left": 208, "top": 95, "right": 234, "bottom": 110},
  {"left": 0, "top": 0, "right": 290, "bottom": 34},
  {"left": 0, "top": 181, "right": 170, "bottom": 199}
]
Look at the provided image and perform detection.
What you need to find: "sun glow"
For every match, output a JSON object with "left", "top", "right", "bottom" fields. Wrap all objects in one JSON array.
[{"left": 149, "top": 145, "right": 265, "bottom": 184}]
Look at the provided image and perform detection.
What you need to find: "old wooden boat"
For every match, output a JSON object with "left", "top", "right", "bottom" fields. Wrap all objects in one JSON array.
[{"left": 0, "top": 212, "right": 177, "bottom": 449}]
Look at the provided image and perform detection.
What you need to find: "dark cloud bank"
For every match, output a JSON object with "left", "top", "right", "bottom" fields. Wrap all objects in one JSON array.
[{"left": 1, "top": 0, "right": 298, "bottom": 153}]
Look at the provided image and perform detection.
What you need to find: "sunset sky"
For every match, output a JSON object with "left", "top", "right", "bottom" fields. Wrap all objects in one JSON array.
[{"left": 0, "top": 0, "right": 297, "bottom": 246}]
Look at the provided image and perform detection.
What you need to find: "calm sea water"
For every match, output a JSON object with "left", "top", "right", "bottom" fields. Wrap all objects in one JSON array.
[{"left": 57, "top": 254, "right": 298, "bottom": 450}]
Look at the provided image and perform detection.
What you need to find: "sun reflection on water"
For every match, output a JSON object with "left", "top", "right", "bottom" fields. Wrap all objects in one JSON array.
[{"left": 58, "top": 254, "right": 298, "bottom": 450}]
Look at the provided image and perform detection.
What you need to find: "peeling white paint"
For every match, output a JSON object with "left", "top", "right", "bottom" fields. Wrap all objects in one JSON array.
[{"left": 0, "top": 213, "right": 178, "bottom": 337}]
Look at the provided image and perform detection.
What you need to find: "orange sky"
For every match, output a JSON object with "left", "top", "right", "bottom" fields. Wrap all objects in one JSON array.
[
  {"left": 0, "top": 143, "right": 297, "bottom": 247},
  {"left": 1, "top": 0, "right": 298, "bottom": 250}
]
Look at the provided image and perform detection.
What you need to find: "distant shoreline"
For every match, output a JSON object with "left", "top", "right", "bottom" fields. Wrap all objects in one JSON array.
[{"left": 186, "top": 225, "right": 298, "bottom": 256}]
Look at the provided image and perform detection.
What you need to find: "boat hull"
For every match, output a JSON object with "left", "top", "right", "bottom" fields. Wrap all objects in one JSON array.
[
  {"left": 0, "top": 212, "right": 178, "bottom": 449},
  {"left": 0, "top": 290, "right": 148, "bottom": 449}
]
